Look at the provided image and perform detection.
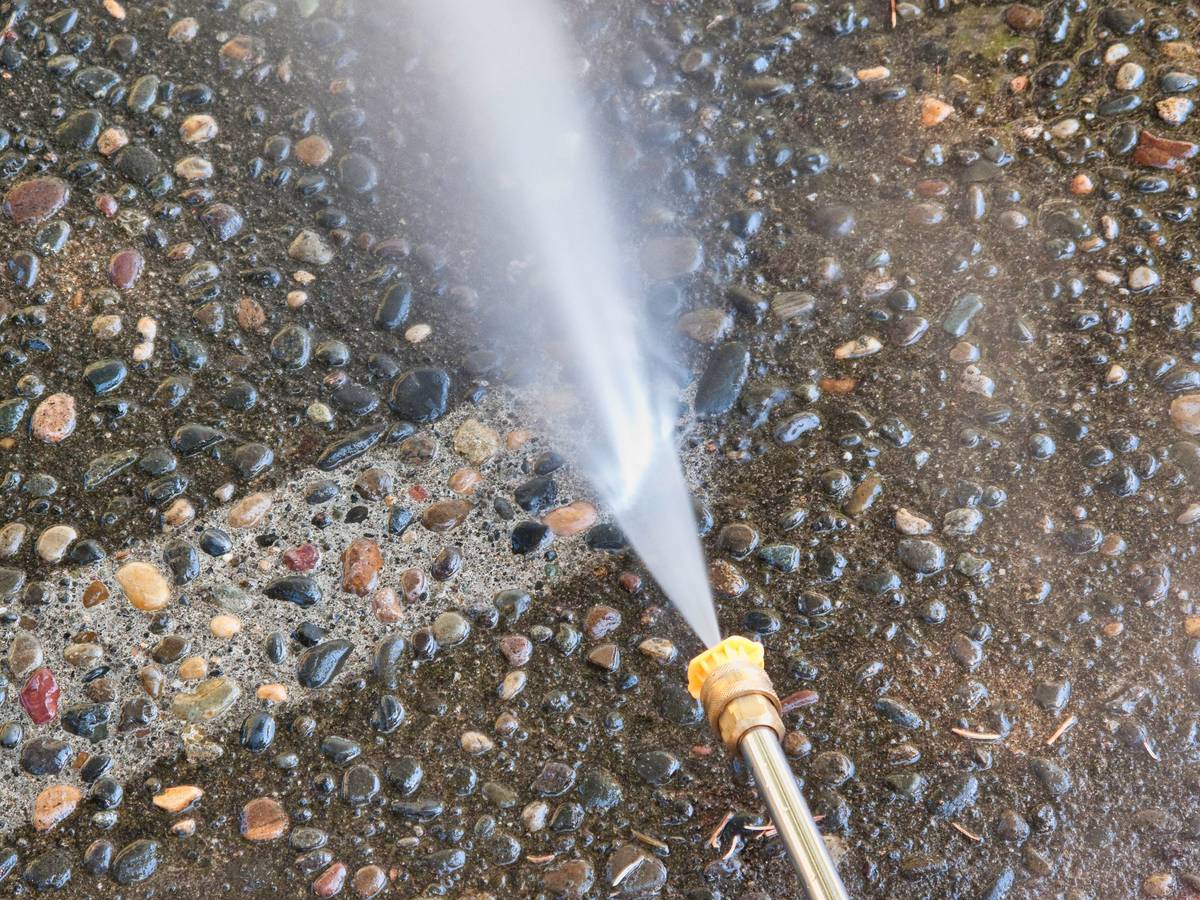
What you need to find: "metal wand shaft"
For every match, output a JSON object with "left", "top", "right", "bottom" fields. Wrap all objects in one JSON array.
[{"left": 740, "top": 727, "right": 848, "bottom": 900}]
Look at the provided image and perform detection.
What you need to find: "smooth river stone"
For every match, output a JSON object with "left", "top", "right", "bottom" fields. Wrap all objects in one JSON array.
[
  {"left": 115, "top": 561, "right": 171, "bottom": 611},
  {"left": 693, "top": 342, "right": 750, "bottom": 418},
  {"left": 2, "top": 178, "right": 69, "bottom": 225},
  {"left": 32, "top": 785, "right": 81, "bottom": 832},
  {"left": 241, "top": 797, "right": 288, "bottom": 841},
  {"left": 543, "top": 501, "right": 598, "bottom": 536},
  {"left": 199, "top": 203, "right": 243, "bottom": 242},
  {"left": 1172, "top": 394, "right": 1200, "bottom": 434},
  {"left": 420, "top": 499, "right": 472, "bottom": 532},
  {"left": 0, "top": 523, "right": 26, "bottom": 556},
  {"left": 297, "top": 639, "right": 353, "bottom": 689},
  {"left": 31, "top": 393, "right": 76, "bottom": 443},
  {"left": 341, "top": 538, "right": 382, "bottom": 596},
  {"left": 640, "top": 236, "right": 703, "bottom": 280},
  {"left": 229, "top": 492, "right": 273, "bottom": 527},
  {"left": 35, "top": 525, "right": 76, "bottom": 563},
  {"left": 171, "top": 676, "right": 241, "bottom": 722},
  {"left": 452, "top": 419, "right": 499, "bottom": 464},
  {"left": 388, "top": 368, "right": 450, "bottom": 422},
  {"left": 107, "top": 249, "right": 144, "bottom": 290},
  {"left": 8, "top": 632, "right": 43, "bottom": 680},
  {"left": 20, "top": 668, "right": 60, "bottom": 724}
]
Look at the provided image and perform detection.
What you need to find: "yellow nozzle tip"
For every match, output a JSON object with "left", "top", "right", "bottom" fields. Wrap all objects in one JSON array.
[{"left": 687, "top": 636, "right": 765, "bottom": 699}]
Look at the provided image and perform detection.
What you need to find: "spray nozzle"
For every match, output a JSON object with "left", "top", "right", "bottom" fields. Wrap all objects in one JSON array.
[
  {"left": 687, "top": 635, "right": 765, "bottom": 698},
  {"left": 688, "top": 636, "right": 783, "bottom": 752}
]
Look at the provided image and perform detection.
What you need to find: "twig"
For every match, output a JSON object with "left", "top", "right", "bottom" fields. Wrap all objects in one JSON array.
[
  {"left": 1045, "top": 715, "right": 1077, "bottom": 746},
  {"left": 632, "top": 830, "right": 669, "bottom": 853},
  {"left": 951, "top": 822, "right": 982, "bottom": 842},
  {"left": 720, "top": 835, "right": 743, "bottom": 861},
  {"left": 890, "top": 0, "right": 897, "bottom": 29},
  {"left": 1144, "top": 738, "right": 1161, "bottom": 761},
  {"left": 951, "top": 727, "right": 1003, "bottom": 742},
  {"left": 706, "top": 812, "right": 733, "bottom": 849}
]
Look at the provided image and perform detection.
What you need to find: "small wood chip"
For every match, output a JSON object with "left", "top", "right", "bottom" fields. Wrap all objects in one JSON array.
[
  {"left": 951, "top": 822, "right": 982, "bottom": 842},
  {"left": 707, "top": 812, "right": 734, "bottom": 848},
  {"left": 632, "top": 830, "right": 669, "bottom": 853},
  {"left": 1045, "top": 714, "right": 1077, "bottom": 746},
  {"left": 951, "top": 727, "right": 1003, "bottom": 742}
]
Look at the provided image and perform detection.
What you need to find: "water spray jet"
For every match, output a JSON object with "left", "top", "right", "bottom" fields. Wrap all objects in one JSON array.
[
  {"left": 402, "top": 3, "right": 844, "bottom": 892},
  {"left": 688, "top": 637, "right": 848, "bottom": 900}
]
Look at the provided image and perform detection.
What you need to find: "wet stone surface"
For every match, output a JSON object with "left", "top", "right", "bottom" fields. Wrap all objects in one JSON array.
[{"left": 0, "top": 0, "right": 1199, "bottom": 897}]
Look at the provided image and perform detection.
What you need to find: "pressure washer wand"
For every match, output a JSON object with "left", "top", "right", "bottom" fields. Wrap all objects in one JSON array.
[{"left": 689, "top": 637, "right": 849, "bottom": 900}]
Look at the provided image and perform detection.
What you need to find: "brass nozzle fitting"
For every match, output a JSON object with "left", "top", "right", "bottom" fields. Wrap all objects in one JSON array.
[{"left": 688, "top": 636, "right": 784, "bottom": 753}]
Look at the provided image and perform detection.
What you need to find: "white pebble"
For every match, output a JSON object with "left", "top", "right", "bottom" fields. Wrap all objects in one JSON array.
[{"left": 405, "top": 323, "right": 432, "bottom": 343}]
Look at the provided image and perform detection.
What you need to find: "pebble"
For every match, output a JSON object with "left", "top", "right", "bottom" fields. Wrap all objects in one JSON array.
[
  {"left": 895, "top": 508, "right": 933, "bottom": 535},
  {"left": 453, "top": 419, "right": 500, "bottom": 464},
  {"left": 433, "top": 611, "right": 471, "bottom": 645},
  {"left": 421, "top": 499, "right": 472, "bottom": 531},
  {"left": 298, "top": 640, "right": 354, "bottom": 689},
  {"left": 3, "top": 178, "right": 70, "bottom": 225},
  {"left": 296, "top": 135, "right": 333, "bottom": 166},
  {"left": 241, "top": 797, "right": 288, "bottom": 841},
  {"left": 920, "top": 96, "right": 953, "bottom": 126},
  {"left": 544, "top": 501, "right": 598, "bottom": 536},
  {"left": 30, "top": 394, "right": 76, "bottom": 443},
  {"left": 1172, "top": 394, "right": 1200, "bottom": 433},
  {"left": 694, "top": 342, "right": 750, "bottom": 417},
  {"left": 111, "top": 840, "right": 159, "bottom": 885},
  {"left": 640, "top": 236, "right": 703, "bottom": 280},
  {"left": 116, "top": 561, "right": 171, "bottom": 611},
  {"left": 313, "top": 861, "right": 347, "bottom": 897},
  {"left": 289, "top": 229, "right": 335, "bottom": 265},
  {"left": 371, "top": 588, "right": 403, "bottom": 624},
  {"left": 389, "top": 368, "right": 451, "bottom": 422},
  {"left": 180, "top": 114, "right": 218, "bottom": 143},
  {"left": 152, "top": 785, "right": 203, "bottom": 814},
  {"left": 32, "top": 785, "right": 81, "bottom": 832},
  {"left": 171, "top": 677, "right": 241, "bottom": 723},
  {"left": 351, "top": 865, "right": 387, "bottom": 898},
  {"left": 341, "top": 538, "right": 383, "bottom": 596},
  {"left": 229, "top": 492, "right": 273, "bottom": 527},
  {"left": 8, "top": 634, "right": 43, "bottom": 680},
  {"left": 1156, "top": 87, "right": 1194, "bottom": 122},
  {"left": 897, "top": 539, "right": 946, "bottom": 574},
  {"left": 1129, "top": 266, "right": 1160, "bottom": 291},
  {"left": 108, "top": 249, "right": 144, "bottom": 289}
]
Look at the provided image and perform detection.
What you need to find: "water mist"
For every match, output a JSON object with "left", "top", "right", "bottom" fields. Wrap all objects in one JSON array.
[{"left": 407, "top": 0, "right": 720, "bottom": 648}]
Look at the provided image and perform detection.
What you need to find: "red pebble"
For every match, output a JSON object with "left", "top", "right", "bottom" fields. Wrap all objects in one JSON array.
[
  {"left": 96, "top": 194, "right": 118, "bottom": 217},
  {"left": 312, "top": 861, "right": 347, "bottom": 897},
  {"left": 408, "top": 484, "right": 428, "bottom": 502},
  {"left": 107, "top": 249, "right": 144, "bottom": 290},
  {"left": 20, "top": 667, "right": 60, "bottom": 724},
  {"left": 282, "top": 543, "right": 320, "bottom": 573},
  {"left": 618, "top": 571, "right": 643, "bottom": 594}
]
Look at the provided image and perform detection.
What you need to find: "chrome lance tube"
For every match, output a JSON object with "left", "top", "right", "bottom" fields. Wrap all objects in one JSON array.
[
  {"left": 740, "top": 727, "right": 849, "bottom": 900},
  {"left": 688, "top": 637, "right": 849, "bottom": 900}
]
